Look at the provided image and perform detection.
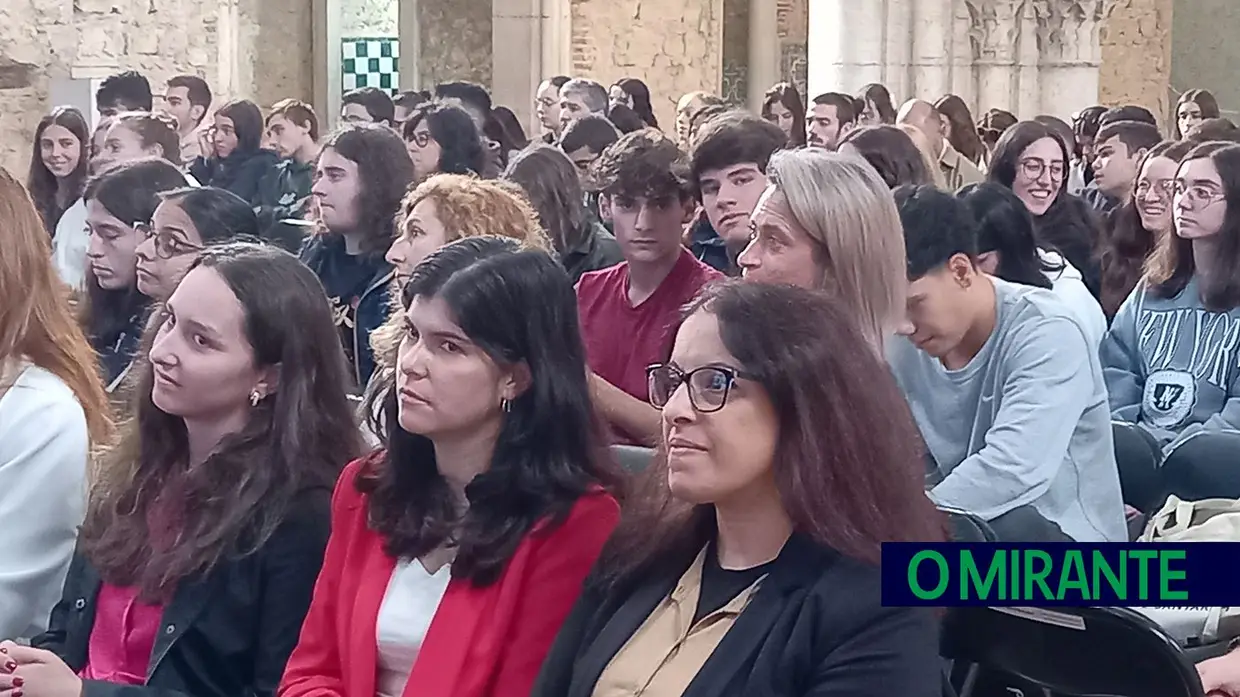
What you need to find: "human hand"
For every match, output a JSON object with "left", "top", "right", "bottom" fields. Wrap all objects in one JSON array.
[
  {"left": 0, "top": 643, "right": 82, "bottom": 697},
  {"left": 1199, "top": 648, "right": 1240, "bottom": 697}
]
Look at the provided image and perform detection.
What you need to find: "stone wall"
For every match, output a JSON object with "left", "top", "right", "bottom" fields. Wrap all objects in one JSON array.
[
  {"left": 570, "top": 0, "right": 724, "bottom": 133},
  {"left": 0, "top": 0, "right": 221, "bottom": 175},
  {"left": 1099, "top": 0, "right": 1172, "bottom": 127},
  {"left": 418, "top": 0, "right": 493, "bottom": 89},
  {"left": 776, "top": 0, "right": 807, "bottom": 96},
  {"left": 342, "top": 0, "right": 397, "bottom": 36}
]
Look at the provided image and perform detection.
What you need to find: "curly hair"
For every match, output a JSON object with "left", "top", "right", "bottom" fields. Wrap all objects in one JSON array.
[
  {"left": 403, "top": 101, "right": 487, "bottom": 177},
  {"left": 591, "top": 129, "right": 691, "bottom": 200}
]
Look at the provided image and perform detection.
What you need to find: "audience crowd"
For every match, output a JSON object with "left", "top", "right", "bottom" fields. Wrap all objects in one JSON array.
[{"left": 4, "top": 62, "right": 1240, "bottom": 697}]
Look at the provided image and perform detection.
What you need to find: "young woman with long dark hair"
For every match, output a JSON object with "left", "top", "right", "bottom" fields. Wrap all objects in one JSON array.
[
  {"left": 935, "top": 94, "right": 985, "bottom": 165},
  {"left": 856, "top": 83, "right": 897, "bottom": 126},
  {"left": 27, "top": 107, "right": 90, "bottom": 237},
  {"left": 533, "top": 281, "right": 944, "bottom": 696},
  {"left": 189, "top": 99, "right": 279, "bottom": 205},
  {"left": 0, "top": 168, "right": 110, "bottom": 639},
  {"left": 760, "top": 82, "right": 806, "bottom": 148},
  {"left": 1097, "top": 140, "right": 1193, "bottom": 318},
  {"left": 81, "top": 158, "right": 189, "bottom": 392},
  {"left": 402, "top": 101, "right": 487, "bottom": 182},
  {"left": 280, "top": 237, "right": 621, "bottom": 697},
  {"left": 0, "top": 242, "right": 362, "bottom": 697},
  {"left": 609, "top": 78, "right": 659, "bottom": 130},
  {"left": 1174, "top": 89, "right": 1221, "bottom": 140}
]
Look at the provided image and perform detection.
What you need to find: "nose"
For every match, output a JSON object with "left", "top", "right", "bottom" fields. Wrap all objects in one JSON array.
[
  {"left": 736, "top": 236, "right": 759, "bottom": 271},
  {"left": 149, "top": 326, "right": 176, "bottom": 367},
  {"left": 661, "top": 378, "right": 697, "bottom": 427},
  {"left": 397, "top": 337, "right": 430, "bottom": 379},
  {"left": 635, "top": 203, "right": 657, "bottom": 231},
  {"left": 135, "top": 236, "right": 157, "bottom": 262},
  {"left": 385, "top": 239, "right": 404, "bottom": 268},
  {"left": 895, "top": 316, "right": 916, "bottom": 337}
]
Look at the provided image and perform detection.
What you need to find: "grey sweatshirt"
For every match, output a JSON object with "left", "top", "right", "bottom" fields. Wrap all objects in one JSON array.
[
  {"left": 1100, "top": 278, "right": 1240, "bottom": 454},
  {"left": 888, "top": 278, "right": 1127, "bottom": 542}
]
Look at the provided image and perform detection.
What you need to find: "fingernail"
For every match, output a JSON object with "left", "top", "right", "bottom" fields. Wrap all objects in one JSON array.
[
  {"left": 4, "top": 662, "right": 15, "bottom": 671},
  {"left": 11, "top": 677, "right": 22, "bottom": 687},
  {"left": 13, "top": 689, "right": 22, "bottom": 697}
]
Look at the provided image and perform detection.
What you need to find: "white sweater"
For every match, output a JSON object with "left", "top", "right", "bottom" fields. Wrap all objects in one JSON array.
[{"left": 0, "top": 364, "right": 89, "bottom": 639}]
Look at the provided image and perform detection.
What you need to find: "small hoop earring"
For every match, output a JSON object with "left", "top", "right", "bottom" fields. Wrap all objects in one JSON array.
[
  {"left": 250, "top": 390, "right": 261, "bottom": 407},
  {"left": 501, "top": 397, "right": 512, "bottom": 413}
]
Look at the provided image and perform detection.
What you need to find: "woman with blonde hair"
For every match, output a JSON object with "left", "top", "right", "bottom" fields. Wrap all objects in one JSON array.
[
  {"left": 385, "top": 173, "right": 551, "bottom": 286},
  {"left": 738, "top": 149, "right": 906, "bottom": 347},
  {"left": 0, "top": 167, "right": 110, "bottom": 638}
]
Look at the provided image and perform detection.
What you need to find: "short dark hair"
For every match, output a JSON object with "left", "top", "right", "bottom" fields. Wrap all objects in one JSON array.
[
  {"left": 158, "top": 186, "right": 261, "bottom": 246},
  {"left": 97, "top": 71, "right": 153, "bottom": 112},
  {"left": 690, "top": 110, "right": 786, "bottom": 198},
  {"left": 343, "top": 87, "right": 396, "bottom": 124},
  {"left": 559, "top": 114, "right": 619, "bottom": 155},
  {"left": 1095, "top": 120, "right": 1163, "bottom": 155},
  {"left": 434, "top": 81, "right": 493, "bottom": 116},
  {"left": 593, "top": 129, "right": 692, "bottom": 200},
  {"left": 1186, "top": 117, "right": 1240, "bottom": 144},
  {"left": 393, "top": 90, "right": 429, "bottom": 112},
  {"left": 267, "top": 98, "right": 320, "bottom": 141},
  {"left": 1072, "top": 106, "right": 1107, "bottom": 139},
  {"left": 812, "top": 92, "right": 860, "bottom": 126},
  {"left": 548, "top": 75, "right": 571, "bottom": 89},
  {"left": 1099, "top": 105, "right": 1157, "bottom": 128},
  {"left": 957, "top": 182, "right": 1054, "bottom": 289},
  {"left": 893, "top": 184, "right": 978, "bottom": 280},
  {"left": 838, "top": 125, "right": 934, "bottom": 189},
  {"left": 606, "top": 105, "right": 646, "bottom": 134},
  {"left": 166, "top": 75, "right": 212, "bottom": 117},
  {"left": 560, "top": 79, "right": 608, "bottom": 114}
]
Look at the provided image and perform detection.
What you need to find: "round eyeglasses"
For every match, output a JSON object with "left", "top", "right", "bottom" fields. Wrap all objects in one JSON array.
[
  {"left": 134, "top": 222, "right": 204, "bottom": 260},
  {"left": 646, "top": 363, "right": 756, "bottom": 414}
]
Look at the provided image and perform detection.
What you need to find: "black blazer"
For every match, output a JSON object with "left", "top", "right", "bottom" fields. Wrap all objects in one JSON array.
[
  {"left": 31, "top": 489, "right": 331, "bottom": 697},
  {"left": 531, "top": 533, "right": 943, "bottom": 697}
]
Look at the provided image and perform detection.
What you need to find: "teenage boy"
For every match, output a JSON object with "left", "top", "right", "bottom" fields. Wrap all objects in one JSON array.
[
  {"left": 96, "top": 71, "right": 153, "bottom": 117},
  {"left": 340, "top": 87, "right": 395, "bottom": 127},
  {"left": 688, "top": 110, "right": 786, "bottom": 274},
  {"left": 887, "top": 184, "right": 1126, "bottom": 542},
  {"left": 257, "top": 99, "right": 322, "bottom": 249},
  {"left": 164, "top": 75, "right": 212, "bottom": 161},
  {"left": 1088, "top": 120, "right": 1162, "bottom": 215},
  {"left": 576, "top": 130, "right": 722, "bottom": 445},
  {"left": 304, "top": 124, "right": 415, "bottom": 389}
]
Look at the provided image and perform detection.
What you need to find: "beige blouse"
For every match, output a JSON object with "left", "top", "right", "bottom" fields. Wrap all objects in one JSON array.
[{"left": 591, "top": 547, "right": 767, "bottom": 697}]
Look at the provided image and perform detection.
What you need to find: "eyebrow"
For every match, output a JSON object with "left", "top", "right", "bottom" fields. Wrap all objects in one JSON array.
[{"left": 180, "top": 315, "right": 222, "bottom": 341}]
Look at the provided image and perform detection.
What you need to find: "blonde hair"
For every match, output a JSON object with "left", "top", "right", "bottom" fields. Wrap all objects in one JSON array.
[
  {"left": 0, "top": 167, "right": 112, "bottom": 444},
  {"left": 373, "top": 174, "right": 552, "bottom": 373},
  {"left": 897, "top": 123, "right": 948, "bottom": 189},
  {"left": 767, "top": 150, "right": 907, "bottom": 346}
]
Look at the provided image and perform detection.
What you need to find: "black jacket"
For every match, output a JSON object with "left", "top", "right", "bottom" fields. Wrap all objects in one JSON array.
[
  {"left": 31, "top": 490, "right": 331, "bottom": 697},
  {"left": 531, "top": 534, "right": 943, "bottom": 697},
  {"left": 561, "top": 221, "right": 623, "bottom": 283},
  {"left": 189, "top": 149, "right": 281, "bottom": 207}
]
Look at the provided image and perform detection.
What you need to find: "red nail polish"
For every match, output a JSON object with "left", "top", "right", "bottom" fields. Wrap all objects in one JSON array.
[
  {"left": 13, "top": 689, "right": 22, "bottom": 697},
  {"left": 4, "top": 662, "right": 15, "bottom": 672},
  {"left": 11, "top": 677, "right": 22, "bottom": 687}
]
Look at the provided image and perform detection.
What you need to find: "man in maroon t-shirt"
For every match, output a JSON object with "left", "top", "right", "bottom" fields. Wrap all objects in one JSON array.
[{"left": 576, "top": 129, "right": 722, "bottom": 445}]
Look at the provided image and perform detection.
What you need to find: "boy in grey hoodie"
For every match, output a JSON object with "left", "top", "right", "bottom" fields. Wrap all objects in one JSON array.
[{"left": 888, "top": 186, "right": 1127, "bottom": 542}]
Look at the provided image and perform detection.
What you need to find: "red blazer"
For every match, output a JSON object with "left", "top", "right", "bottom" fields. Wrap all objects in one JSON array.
[{"left": 278, "top": 458, "right": 620, "bottom": 697}]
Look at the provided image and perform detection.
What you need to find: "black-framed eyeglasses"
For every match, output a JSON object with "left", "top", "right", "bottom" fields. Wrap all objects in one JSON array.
[
  {"left": 407, "top": 130, "right": 431, "bottom": 148},
  {"left": 646, "top": 363, "right": 757, "bottom": 413},
  {"left": 1018, "top": 157, "right": 1065, "bottom": 182},
  {"left": 135, "top": 222, "right": 204, "bottom": 260}
]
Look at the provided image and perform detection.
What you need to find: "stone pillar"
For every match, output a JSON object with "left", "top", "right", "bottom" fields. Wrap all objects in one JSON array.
[
  {"left": 568, "top": 0, "right": 724, "bottom": 132},
  {"left": 807, "top": 0, "right": 887, "bottom": 99},
  {"left": 748, "top": 0, "right": 781, "bottom": 111},
  {"left": 398, "top": 0, "right": 421, "bottom": 91},
  {"left": 776, "top": 0, "right": 808, "bottom": 96},
  {"left": 237, "top": 0, "right": 315, "bottom": 109},
  {"left": 493, "top": 0, "right": 543, "bottom": 130},
  {"left": 416, "top": 0, "right": 493, "bottom": 90},
  {"left": 312, "top": 0, "right": 343, "bottom": 131}
]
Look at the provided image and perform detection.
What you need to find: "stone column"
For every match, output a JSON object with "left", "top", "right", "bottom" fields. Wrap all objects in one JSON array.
[
  {"left": 493, "top": 0, "right": 543, "bottom": 131},
  {"left": 398, "top": 0, "right": 421, "bottom": 91},
  {"left": 748, "top": 0, "right": 781, "bottom": 111},
  {"left": 416, "top": 0, "right": 492, "bottom": 90},
  {"left": 807, "top": 0, "right": 888, "bottom": 99},
  {"left": 311, "top": 0, "right": 343, "bottom": 130}
]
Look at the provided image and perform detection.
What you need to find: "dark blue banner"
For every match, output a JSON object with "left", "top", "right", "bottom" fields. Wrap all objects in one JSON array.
[{"left": 881, "top": 543, "right": 1240, "bottom": 607}]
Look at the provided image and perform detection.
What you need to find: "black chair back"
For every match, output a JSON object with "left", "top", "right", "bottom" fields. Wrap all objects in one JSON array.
[
  {"left": 940, "top": 507, "right": 1000, "bottom": 542},
  {"left": 943, "top": 606, "right": 1205, "bottom": 697},
  {"left": 610, "top": 444, "right": 655, "bottom": 474}
]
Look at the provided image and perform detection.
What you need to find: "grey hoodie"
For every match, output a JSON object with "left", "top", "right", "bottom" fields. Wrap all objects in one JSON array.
[
  {"left": 889, "top": 278, "right": 1126, "bottom": 542},
  {"left": 1100, "top": 278, "right": 1240, "bottom": 454}
]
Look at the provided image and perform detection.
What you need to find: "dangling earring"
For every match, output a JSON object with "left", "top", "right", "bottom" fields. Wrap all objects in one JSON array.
[
  {"left": 500, "top": 397, "right": 512, "bottom": 413},
  {"left": 250, "top": 389, "right": 261, "bottom": 407}
]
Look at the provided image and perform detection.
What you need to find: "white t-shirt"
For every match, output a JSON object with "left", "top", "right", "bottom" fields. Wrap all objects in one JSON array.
[
  {"left": 51, "top": 198, "right": 89, "bottom": 291},
  {"left": 1040, "top": 248, "right": 1106, "bottom": 349},
  {"left": 375, "top": 558, "right": 452, "bottom": 697}
]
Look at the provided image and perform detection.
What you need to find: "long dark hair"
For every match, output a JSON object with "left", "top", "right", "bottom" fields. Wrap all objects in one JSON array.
[
  {"left": 598, "top": 281, "right": 945, "bottom": 586},
  {"left": 839, "top": 125, "right": 934, "bottom": 189},
  {"left": 1098, "top": 140, "right": 1193, "bottom": 317},
  {"left": 359, "top": 236, "right": 618, "bottom": 586},
  {"left": 958, "top": 182, "right": 1057, "bottom": 289},
  {"left": 989, "top": 121, "right": 1102, "bottom": 293},
  {"left": 404, "top": 101, "right": 487, "bottom": 177},
  {"left": 1147, "top": 141, "right": 1240, "bottom": 311},
  {"left": 28, "top": 107, "right": 90, "bottom": 236},
  {"left": 81, "top": 242, "right": 362, "bottom": 599},
  {"left": 936, "top": 94, "right": 985, "bottom": 165},
  {"left": 82, "top": 159, "right": 187, "bottom": 351},
  {"left": 323, "top": 124, "right": 416, "bottom": 255},
  {"left": 504, "top": 144, "right": 590, "bottom": 255},
  {"left": 1175, "top": 89, "right": 1222, "bottom": 140},
  {"left": 857, "top": 83, "right": 897, "bottom": 124},
  {"left": 615, "top": 78, "right": 659, "bottom": 129},
  {"left": 215, "top": 99, "right": 265, "bottom": 155},
  {"left": 761, "top": 82, "right": 807, "bottom": 147}
]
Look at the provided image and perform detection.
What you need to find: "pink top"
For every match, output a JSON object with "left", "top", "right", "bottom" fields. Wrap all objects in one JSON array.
[{"left": 80, "top": 584, "right": 164, "bottom": 685}]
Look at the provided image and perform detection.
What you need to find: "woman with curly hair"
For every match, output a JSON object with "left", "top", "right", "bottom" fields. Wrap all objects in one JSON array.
[{"left": 402, "top": 101, "right": 487, "bottom": 182}]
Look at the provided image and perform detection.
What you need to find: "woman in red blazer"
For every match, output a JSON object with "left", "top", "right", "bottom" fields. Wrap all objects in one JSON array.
[{"left": 279, "top": 237, "right": 621, "bottom": 697}]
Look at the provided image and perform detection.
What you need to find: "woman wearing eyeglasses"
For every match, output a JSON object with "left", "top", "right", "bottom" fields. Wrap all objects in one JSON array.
[
  {"left": 987, "top": 120, "right": 1102, "bottom": 298},
  {"left": 401, "top": 102, "right": 486, "bottom": 183},
  {"left": 532, "top": 281, "right": 945, "bottom": 697},
  {"left": 1102, "top": 141, "right": 1240, "bottom": 507},
  {"left": 135, "top": 186, "right": 261, "bottom": 301}
]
